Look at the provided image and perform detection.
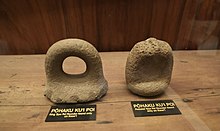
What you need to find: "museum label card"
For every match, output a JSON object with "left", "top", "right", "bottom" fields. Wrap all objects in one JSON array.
[
  {"left": 45, "top": 104, "right": 96, "bottom": 122},
  {"left": 131, "top": 100, "right": 181, "bottom": 117}
]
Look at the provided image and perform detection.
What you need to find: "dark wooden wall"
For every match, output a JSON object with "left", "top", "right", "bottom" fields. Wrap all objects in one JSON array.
[{"left": 0, "top": 0, "right": 220, "bottom": 54}]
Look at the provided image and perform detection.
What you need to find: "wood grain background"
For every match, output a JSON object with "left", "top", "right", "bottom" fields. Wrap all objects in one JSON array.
[{"left": 0, "top": 0, "right": 220, "bottom": 54}]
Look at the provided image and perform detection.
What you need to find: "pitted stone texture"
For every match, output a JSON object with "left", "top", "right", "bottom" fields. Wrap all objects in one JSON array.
[
  {"left": 125, "top": 38, "right": 173, "bottom": 96},
  {"left": 45, "top": 39, "right": 108, "bottom": 103}
]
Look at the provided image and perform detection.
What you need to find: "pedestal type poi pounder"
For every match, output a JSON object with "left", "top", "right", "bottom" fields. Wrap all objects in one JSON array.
[
  {"left": 125, "top": 38, "right": 173, "bottom": 96},
  {"left": 44, "top": 39, "right": 108, "bottom": 103}
]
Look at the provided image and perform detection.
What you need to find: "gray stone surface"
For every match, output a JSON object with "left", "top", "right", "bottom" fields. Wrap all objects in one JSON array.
[
  {"left": 125, "top": 38, "right": 173, "bottom": 96},
  {"left": 45, "top": 39, "right": 108, "bottom": 103}
]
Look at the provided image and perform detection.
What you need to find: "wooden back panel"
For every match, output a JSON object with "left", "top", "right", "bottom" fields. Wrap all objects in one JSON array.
[{"left": 0, "top": 0, "right": 219, "bottom": 54}]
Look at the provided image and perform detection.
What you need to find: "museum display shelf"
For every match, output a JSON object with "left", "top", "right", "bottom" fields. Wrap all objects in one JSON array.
[{"left": 0, "top": 51, "right": 219, "bottom": 130}]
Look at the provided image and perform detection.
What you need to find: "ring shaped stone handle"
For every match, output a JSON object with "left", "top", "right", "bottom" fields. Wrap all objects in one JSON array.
[
  {"left": 125, "top": 38, "right": 173, "bottom": 96},
  {"left": 45, "top": 39, "right": 108, "bottom": 103}
]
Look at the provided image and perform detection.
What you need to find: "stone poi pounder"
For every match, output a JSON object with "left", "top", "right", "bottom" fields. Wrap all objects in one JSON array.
[
  {"left": 44, "top": 39, "right": 108, "bottom": 103},
  {"left": 125, "top": 38, "right": 173, "bottom": 96}
]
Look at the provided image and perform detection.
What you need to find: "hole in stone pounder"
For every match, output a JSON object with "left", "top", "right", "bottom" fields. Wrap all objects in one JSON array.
[{"left": 62, "top": 56, "right": 87, "bottom": 75}]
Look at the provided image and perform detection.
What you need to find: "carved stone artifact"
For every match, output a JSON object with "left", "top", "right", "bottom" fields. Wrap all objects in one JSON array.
[
  {"left": 45, "top": 39, "right": 108, "bottom": 103},
  {"left": 125, "top": 38, "right": 173, "bottom": 96}
]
